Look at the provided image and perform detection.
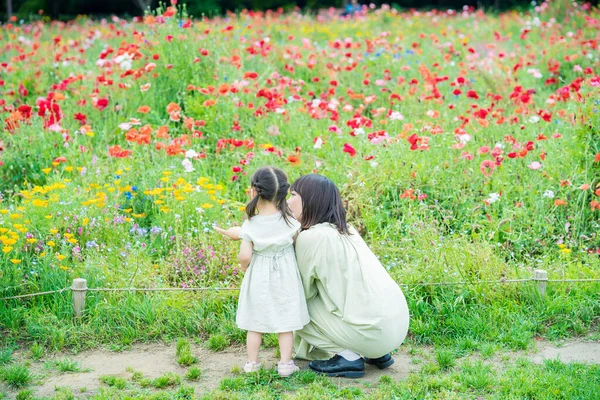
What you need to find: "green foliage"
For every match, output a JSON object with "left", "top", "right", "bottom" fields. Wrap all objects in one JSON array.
[
  {"left": 185, "top": 366, "right": 202, "bottom": 381},
  {"left": 0, "top": 349, "right": 12, "bottom": 365},
  {"left": 176, "top": 338, "right": 198, "bottom": 366},
  {"left": 151, "top": 372, "right": 181, "bottom": 389},
  {"left": 29, "top": 342, "right": 44, "bottom": 361},
  {"left": 207, "top": 334, "right": 230, "bottom": 351},
  {"left": 46, "top": 358, "right": 83, "bottom": 373},
  {"left": 0, "top": 364, "right": 32, "bottom": 389},
  {"left": 15, "top": 390, "right": 33, "bottom": 400},
  {"left": 99, "top": 375, "right": 128, "bottom": 389}
]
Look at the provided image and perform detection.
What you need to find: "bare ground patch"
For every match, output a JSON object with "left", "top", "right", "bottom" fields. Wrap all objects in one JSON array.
[{"left": 1, "top": 339, "right": 598, "bottom": 399}]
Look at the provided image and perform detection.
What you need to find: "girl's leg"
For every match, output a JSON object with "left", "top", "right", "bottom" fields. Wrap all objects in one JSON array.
[
  {"left": 278, "top": 331, "right": 294, "bottom": 363},
  {"left": 246, "top": 331, "right": 263, "bottom": 363}
]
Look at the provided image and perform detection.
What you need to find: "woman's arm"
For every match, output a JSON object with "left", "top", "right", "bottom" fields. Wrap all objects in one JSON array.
[
  {"left": 238, "top": 240, "right": 253, "bottom": 272},
  {"left": 295, "top": 231, "right": 320, "bottom": 302}
]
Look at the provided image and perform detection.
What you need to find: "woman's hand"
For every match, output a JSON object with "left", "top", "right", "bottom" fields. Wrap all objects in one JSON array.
[{"left": 213, "top": 225, "right": 241, "bottom": 240}]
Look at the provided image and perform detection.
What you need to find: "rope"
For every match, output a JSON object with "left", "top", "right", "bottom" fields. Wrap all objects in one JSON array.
[
  {"left": 402, "top": 278, "right": 531, "bottom": 287},
  {"left": 2, "top": 277, "right": 599, "bottom": 301},
  {"left": 0, "top": 288, "right": 69, "bottom": 300},
  {"left": 86, "top": 287, "right": 240, "bottom": 292}
]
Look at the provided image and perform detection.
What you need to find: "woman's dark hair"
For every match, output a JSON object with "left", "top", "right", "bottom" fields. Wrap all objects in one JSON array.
[
  {"left": 290, "top": 174, "right": 349, "bottom": 234},
  {"left": 246, "top": 166, "right": 294, "bottom": 225}
]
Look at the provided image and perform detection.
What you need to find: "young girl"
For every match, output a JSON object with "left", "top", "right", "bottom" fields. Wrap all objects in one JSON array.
[{"left": 214, "top": 166, "right": 309, "bottom": 377}]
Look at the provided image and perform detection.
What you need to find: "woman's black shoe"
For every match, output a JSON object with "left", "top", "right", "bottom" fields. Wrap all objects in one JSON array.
[
  {"left": 363, "top": 353, "right": 394, "bottom": 369},
  {"left": 309, "top": 355, "right": 365, "bottom": 378}
]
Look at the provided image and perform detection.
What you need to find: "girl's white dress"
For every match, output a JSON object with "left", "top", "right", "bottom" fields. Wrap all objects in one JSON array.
[{"left": 236, "top": 212, "right": 310, "bottom": 333}]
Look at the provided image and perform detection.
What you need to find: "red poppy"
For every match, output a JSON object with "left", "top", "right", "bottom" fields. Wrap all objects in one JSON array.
[
  {"left": 108, "top": 145, "right": 132, "bottom": 158},
  {"left": 343, "top": 143, "right": 356, "bottom": 157}
]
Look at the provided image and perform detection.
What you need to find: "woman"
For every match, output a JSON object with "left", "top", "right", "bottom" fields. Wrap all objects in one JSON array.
[
  {"left": 287, "top": 174, "right": 409, "bottom": 378},
  {"left": 215, "top": 173, "right": 409, "bottom": 378}
]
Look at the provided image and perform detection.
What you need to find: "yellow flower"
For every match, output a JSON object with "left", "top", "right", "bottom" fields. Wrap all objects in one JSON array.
[
  {"left": 162, "top": 171, "right": 172, "bottom": 176},
  {"left": 47, "top": 241, "right": 56, "bottom": 247},
  {"left": 82, "top": 218, "right": 89, "bottom": 226},
  {"left": 64, "top": 233, "right": 73, "bottom": 239},
  {"left": 114, "top": 179, "right": 121, "bottom": 185},
  {"left": 68, "top": 238, "right": 78, "bottom": 245},
  {"left": 2, "top": 246, "right": 13, "bottom": 254},
  {"left": 123, "top": 208, "right": 132, "bottom": 213},
  {"left": 26, "top": 238, "right": 36, "bottom": 244},
  {"left": 65, "top": 166, "right": 73, "bottom": 172},
  {"left": 201, "top": 203, "right": 213, "bottom": 209},
  {"left": 2, "top": 238, "right": 17, "bottom": 245},
  {"left": 133, "top": 213, "right": 146, "bottom": 218},
  {"left": 42, "top": 168, "right": 52, "bottom": 174},
  {"left": 64, "top": 179, "right": 71, "bottom": 183},
  {"left": 39, "top": 251, "right": 46, "bottom": 257},
  {"left": 32, "top": 199, "right": 48, "bottom": 207},
  {"left": 50, "top": 229, "right": 58, "bottom": 234},
  {"left": 560, "top": 248, "right": 571, "bottom": 254},
  {"left": 159, "top": 207, "right": 171, "bottom": 213},
  {"left": 10, "top": 214, "right": 21, "bottom": 219},
  {"left": 57, "top": 254, "right": 66, "bottom": 261},
  {"left": 107, "top": 188, "right": 115, "bottom": 193},
  {"left": 10, "top": 259, "right": 21, "bottom": 264},
  {"left": 45, "top": 215, "right": 53, "bottom": 219},
  {"left": 85, "top": 131, "right": 95, "bottom": 137},
  {"left": 59, "top": 265, "right": 68, "bottom": 271},
  {"left": 115, "top": 169, "right": 123, "bottom": 175},
  {"left": 125, "top": 217, "right": 132, "bottom": 223}
]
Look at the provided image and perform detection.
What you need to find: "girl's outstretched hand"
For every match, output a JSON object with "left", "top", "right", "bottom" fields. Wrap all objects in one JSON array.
[{"left": 213, "top": 225, "right": 241, "bottom": 240}]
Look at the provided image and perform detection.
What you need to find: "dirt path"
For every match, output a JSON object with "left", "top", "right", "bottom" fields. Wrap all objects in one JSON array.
[{"left": 2, "top": 339, "right": 599, "bottom": 399}]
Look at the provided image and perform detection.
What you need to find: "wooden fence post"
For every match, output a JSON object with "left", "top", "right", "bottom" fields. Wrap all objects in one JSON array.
[
  {"left": 533, "top": 270, "right": 548, "bottom": 297},
  {"left": 71, "top": 278, "right": 87, "bottom": 317}
]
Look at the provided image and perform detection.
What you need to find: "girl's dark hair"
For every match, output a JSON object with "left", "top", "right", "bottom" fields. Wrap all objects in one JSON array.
[
  {"left": 246, "top": 166, "right": 294, "bottom": 225},
  {"left": 290, "top": 174, "right": 349, "bottom": 234}
]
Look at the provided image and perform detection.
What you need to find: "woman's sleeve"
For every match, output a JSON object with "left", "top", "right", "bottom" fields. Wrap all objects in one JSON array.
[{"left": 295, "top": 231, "right": 319, "bottom": 302}]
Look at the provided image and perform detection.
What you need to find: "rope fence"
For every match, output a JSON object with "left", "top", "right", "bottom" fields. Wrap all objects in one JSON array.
[{"left": 1, "top": 271, "right": 599, "bottom": 317}]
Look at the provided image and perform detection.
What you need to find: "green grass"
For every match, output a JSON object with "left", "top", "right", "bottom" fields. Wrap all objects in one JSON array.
[
  {"left": 29, "top": 342, "right": 45, "bottom": 361},
  {"left": 99, "top": 375, "right": 128, "bottom": 390},
  {"left": 151, "top": 372, "right": 181, "bottom": 389},
  {"left": 435, "top": 349, "right": 456, "bottom": 370},
  {"left": 14, "top": 390, "right": 33, "bottom": 400},
  {"left": 0, "top": 364, "right": 32, "bottom": 389},
  {"left": 186, "top": 366, "right": 202, "bottom": 381},
  {"left": 0, "top": 349, "right": 12, "bottom": 366},
  {"left": 45, "top": 358, "right": 83, "bottom": 373},
  {"left": 2, "top": 346, "right": 596, "bottom": 399},
  {"left": 176, "top": 338, "right": 198, "bottom": 366},
  {"left": 196, "top": 358, "right": 600, "bottom": 399},
  {"left": 207, "top": 334, "right": 230, "bottom": 352}
]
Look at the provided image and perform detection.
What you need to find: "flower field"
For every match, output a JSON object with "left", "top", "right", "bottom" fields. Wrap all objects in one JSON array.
[{"left": 1, "top": 1, "right": 599, "bottom": 350}]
